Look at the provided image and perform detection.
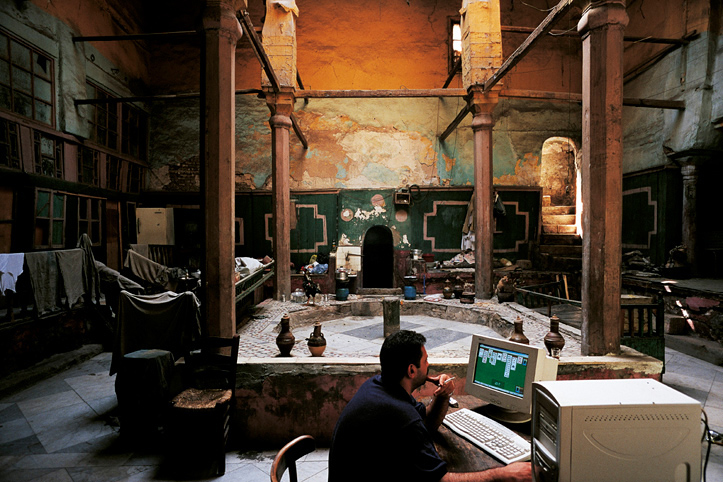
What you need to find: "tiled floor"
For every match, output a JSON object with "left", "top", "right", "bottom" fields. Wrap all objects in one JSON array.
[{"left": 1, "top": 345, "right": 722, "bottom": 481}]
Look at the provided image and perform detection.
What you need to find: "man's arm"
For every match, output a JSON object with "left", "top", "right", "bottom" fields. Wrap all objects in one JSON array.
[
  {"left": 440, "top": 462, "right": 533, "bottom": 482},
  {"left": 425, "top": 375, "right": 456, "bottom": 431}
]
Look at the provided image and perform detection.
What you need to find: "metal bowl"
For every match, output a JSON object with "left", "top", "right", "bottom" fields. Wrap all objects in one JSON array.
[
  {"left": 410, "top": 249, "right": 423, "bottom": 260},
  {"left": 336, "top": 270, "right": 349, "bottom": 282}
]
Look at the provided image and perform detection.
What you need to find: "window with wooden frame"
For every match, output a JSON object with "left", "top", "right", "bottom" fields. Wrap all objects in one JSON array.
[
  {"left": 85, "top": 82, "right": 118, "bottom": 150},
  {"left": 0, "top": 117, "right": 21, "bottom": 168},
  {"left": 34, "top": 189, "right": 65, "bottom": 248},
  {"left": 121, "top": 103, "right": 148, "bottom": 160},
  {"left": 107, "top": 155, "right": 122, "bottom": 191},
  {"left": 78, "top": 196, "right": 102, "bottom": 246},
  {"left": 0, "top": 31, "right": 54, "bottom": 125},
  {"left": 127, "top": 162, "right": 143, "bottom": 193},
  {"left": 33, "top": 130, "right": 64, "bottom": 178},
  {"left": 78, "top": 146, "right": 100, "bottom": 186}
]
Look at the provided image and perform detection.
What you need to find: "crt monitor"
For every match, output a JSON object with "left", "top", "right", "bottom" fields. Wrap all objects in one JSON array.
[{"left": 465, "top": 334, "right": 559, "bottom": 423}]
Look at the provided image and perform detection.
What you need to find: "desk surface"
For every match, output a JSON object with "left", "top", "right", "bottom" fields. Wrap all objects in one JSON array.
[{"left": 430, "top": 395, "right": 531, "bottom": 473}]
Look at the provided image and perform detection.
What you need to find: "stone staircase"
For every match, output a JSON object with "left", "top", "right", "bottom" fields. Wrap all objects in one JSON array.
[{"left": 539, "top": 196, "right": 582, "bottom": 272}]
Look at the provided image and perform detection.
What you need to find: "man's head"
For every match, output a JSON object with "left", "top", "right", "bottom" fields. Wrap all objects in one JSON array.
[{"left": 380, "top": 330, "right": 428, "bottom": 387}]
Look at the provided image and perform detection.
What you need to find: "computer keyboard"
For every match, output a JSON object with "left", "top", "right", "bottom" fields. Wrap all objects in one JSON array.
[{"left": 442, "top": 408, "right": 531, "bottom": 465}]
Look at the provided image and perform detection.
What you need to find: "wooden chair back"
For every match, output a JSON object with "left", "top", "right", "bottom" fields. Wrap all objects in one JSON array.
[{"left": 270, "top": 435, "right": 316, "bottom": 482}]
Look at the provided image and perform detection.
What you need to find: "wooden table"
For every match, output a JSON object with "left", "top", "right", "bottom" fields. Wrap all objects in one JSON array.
[{"left": 430, "top": 395, "right": 532, "bottom": 473}]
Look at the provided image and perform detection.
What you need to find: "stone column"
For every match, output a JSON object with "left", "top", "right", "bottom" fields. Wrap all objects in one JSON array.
[
  {"left": 680, "top": 159, "right": 701, "bottom": 275},
  {"left": 267, "top": 91, "right": 294, "bottom": 301},
  {"left": 470, "top": 86, "right": 499, "bottom": 299},
  {"left": 202, "top": 0, "right": 242, "bottom": 338},
  {"left": 577, "top": 1, "right": 628, "bottom": 356}
]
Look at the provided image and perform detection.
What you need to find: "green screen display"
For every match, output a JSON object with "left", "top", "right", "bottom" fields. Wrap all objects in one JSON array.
[{"left": 472, "top": 343, "right": 529, "bottom": 398}]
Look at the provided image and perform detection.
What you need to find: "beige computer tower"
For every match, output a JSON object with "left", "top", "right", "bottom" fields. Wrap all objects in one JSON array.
[{"left": 532, "top": 379, "right": 702, "bottom": 482}]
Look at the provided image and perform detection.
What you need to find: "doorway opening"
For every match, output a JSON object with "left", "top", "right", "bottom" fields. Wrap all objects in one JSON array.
[
  {"left": 540, "top": 137, "right": 582, "bottom": 236},
  {"left": 362, "top": 225, "right": 394, "bottom": 288}
]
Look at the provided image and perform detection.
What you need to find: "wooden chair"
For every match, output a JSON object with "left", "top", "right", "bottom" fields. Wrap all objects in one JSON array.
[
  {"left": 270, "top": 435, "right": 317, "bottom": 482},
  {"left": 620, "top": 296, "right": 666, "bottom": 372},
  {"left": 166, "top": 334, "right": 240, "bottom": 476}
]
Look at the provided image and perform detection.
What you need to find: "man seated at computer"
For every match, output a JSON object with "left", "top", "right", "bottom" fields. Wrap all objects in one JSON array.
[{"left": 328, "top": 330, "right": 532, "bottom": 482}]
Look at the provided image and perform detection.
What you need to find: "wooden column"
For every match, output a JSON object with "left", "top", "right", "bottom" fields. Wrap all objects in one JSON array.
[
  {"left": 202, "top": 0, "right": 242, "bottom": 338},
  {"left": 578, "top": 0, "right": 628, "bottom": 355},
  {"left": 470, "top": 86, "right": 499, "bottom": 300},
  {"left": 267, "top": 91, "right": 294, "bottom": 301}
]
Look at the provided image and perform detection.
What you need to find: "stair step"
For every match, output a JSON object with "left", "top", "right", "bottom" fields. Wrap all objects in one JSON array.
[
  {"left": 542, "top": 214, "right": 576, "bottom": 225},
  {"left": 542, "top": 224, "right": 577, "bottom": 234},
  {"left": 542, "top": 195, "right": 552, "bottom": 207},
  {"left": 541, "top": 234, "right": 582, "bottom": 245},
  {"left": 540, "top": 245, "right": 582, "bottom": 256},
  {"left": 542, "top": 205, "right": 576, "bottom": 215}
]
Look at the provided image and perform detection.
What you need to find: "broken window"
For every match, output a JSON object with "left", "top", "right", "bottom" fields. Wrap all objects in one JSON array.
[{"left": 0, "top": 31, "right": 55, "bottom": 126}]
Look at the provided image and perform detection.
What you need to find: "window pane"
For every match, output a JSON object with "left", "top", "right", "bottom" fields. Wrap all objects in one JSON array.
[
  {"left": 52, "top": 220, "right": 64, "bottom": 245},
  {"left": 91, "top": 222, "right": 100, "bottom": 241},
  {"left": 0, "top": 59, "right": 9, "bottom": 84},
  {"left": 79, "top": 197, "right": 87, "bottom": 217},
  {"left": 35, "top": 219, "right": 49, "bottom": 246},
  {"left": 35, "top": 76, "right": 51, "bottom": 102},
  {"left": 33, "top": 52, "right": 50, "bottom": 79},
  {"left": 40, "top": 136, "right": 54, "bottom": 156},
  {"left": 0, "top": 34, "right": 8, "bottom": 60},
  {"left": 35, "top": 100, "right": 52, "bottom": 124},
  {"left": 12, "top": 68, "right": 31, "bottom": 93},
  {"left": 0, "top": 85, "right": 10, "bottom": 110},
  {"left": 14, "top": 91, "right": 32, "bottom": 117},
  {"left": 53, "top": 193, "right": 64, "bottom": 218},
  {"left": 10, "top": 40, "right": 30, "bottom": 70},
  {"left": 91, "top": 199, "right": 99, "bottom": 219},
  {"left": 79, "top": 220, "right": 88, "bottom": 235},
  {"left": 36, "top": 190, "right": 50, "bottom": 217}
]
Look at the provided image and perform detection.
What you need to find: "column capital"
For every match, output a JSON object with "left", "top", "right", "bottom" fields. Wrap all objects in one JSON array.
[
  {"left": 265, "top": 88, "right": 295, "bottom": 117},
  {"left": 577, "top": 0, "right": 628, "bottom": 38},
  {"left": 202, "top": 0, "right": 243, "bottom": 43},
  {"left": 468, "top": 85, "right": 500, "bottom": 129}
]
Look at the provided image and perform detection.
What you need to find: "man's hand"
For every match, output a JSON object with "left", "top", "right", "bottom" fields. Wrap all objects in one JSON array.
[{"left": 426, "top": 374, "right": 456, "bottom": 398}]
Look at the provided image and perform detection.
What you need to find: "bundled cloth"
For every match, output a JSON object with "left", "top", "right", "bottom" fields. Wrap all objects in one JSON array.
[{"left": 234, "top": 257, "right": 265, "bottom": 279}]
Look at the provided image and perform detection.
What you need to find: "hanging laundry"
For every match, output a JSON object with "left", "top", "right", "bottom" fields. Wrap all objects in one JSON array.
[{"left": 0, "top": 253, "right": 24, "bottom": 294}]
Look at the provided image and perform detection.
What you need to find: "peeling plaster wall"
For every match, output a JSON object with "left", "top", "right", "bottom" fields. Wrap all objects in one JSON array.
[
  {"left": 147, "top": 95, "right": 582, "bottom": 194},
  {"left": 623, "top": 1, "right": 723, "bottom": 171}
]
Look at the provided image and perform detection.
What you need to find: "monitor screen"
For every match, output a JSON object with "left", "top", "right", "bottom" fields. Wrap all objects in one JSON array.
[
  {"left": 465, "top": 334, "right": 558, "bottom": 423},
  {"left": 472, "top": 341, "right": 529, "bottom": 399}
]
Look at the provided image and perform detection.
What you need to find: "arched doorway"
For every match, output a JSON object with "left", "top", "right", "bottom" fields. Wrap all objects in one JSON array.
[
  {"left": 540, "top": 137, "right": 582, "bottom": 236},
  {"left": 362, "top": 225, "right": 394, "bottom": 288},
  {"left": 540, "top": 137, "right": 577, "bottom": 206}
]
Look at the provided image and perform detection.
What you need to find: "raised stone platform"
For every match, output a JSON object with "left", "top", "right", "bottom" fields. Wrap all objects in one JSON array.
[{"left": 234, "top": 296, "right": 663, "bottom": 448}]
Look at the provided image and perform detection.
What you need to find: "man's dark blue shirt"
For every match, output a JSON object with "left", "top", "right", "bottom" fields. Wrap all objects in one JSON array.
[{"left": 328, "top": 374, "right": 448, "bottom": 482}]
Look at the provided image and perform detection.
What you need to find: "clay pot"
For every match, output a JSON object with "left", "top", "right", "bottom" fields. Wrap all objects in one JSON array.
[
  {"left": 508, "top": 317, "right": 530, "bottom": 345},
  {"left": 443, "top": 279, "right": 453, "bottom": 299},
  {"left": 453, "top": 284, "right": 464, "bottom": 299},
  {"left": 307, "top": 322, "right": 327, "bottom": 357},
  {"left": 276, "top": 313, "right": 295, "bottom": 357},
  {"left": 460, "top": 291, "right": 475, "bottom": 304},
  {"left": 543, "top": 315, "right": 566, "bottom": 358}
]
